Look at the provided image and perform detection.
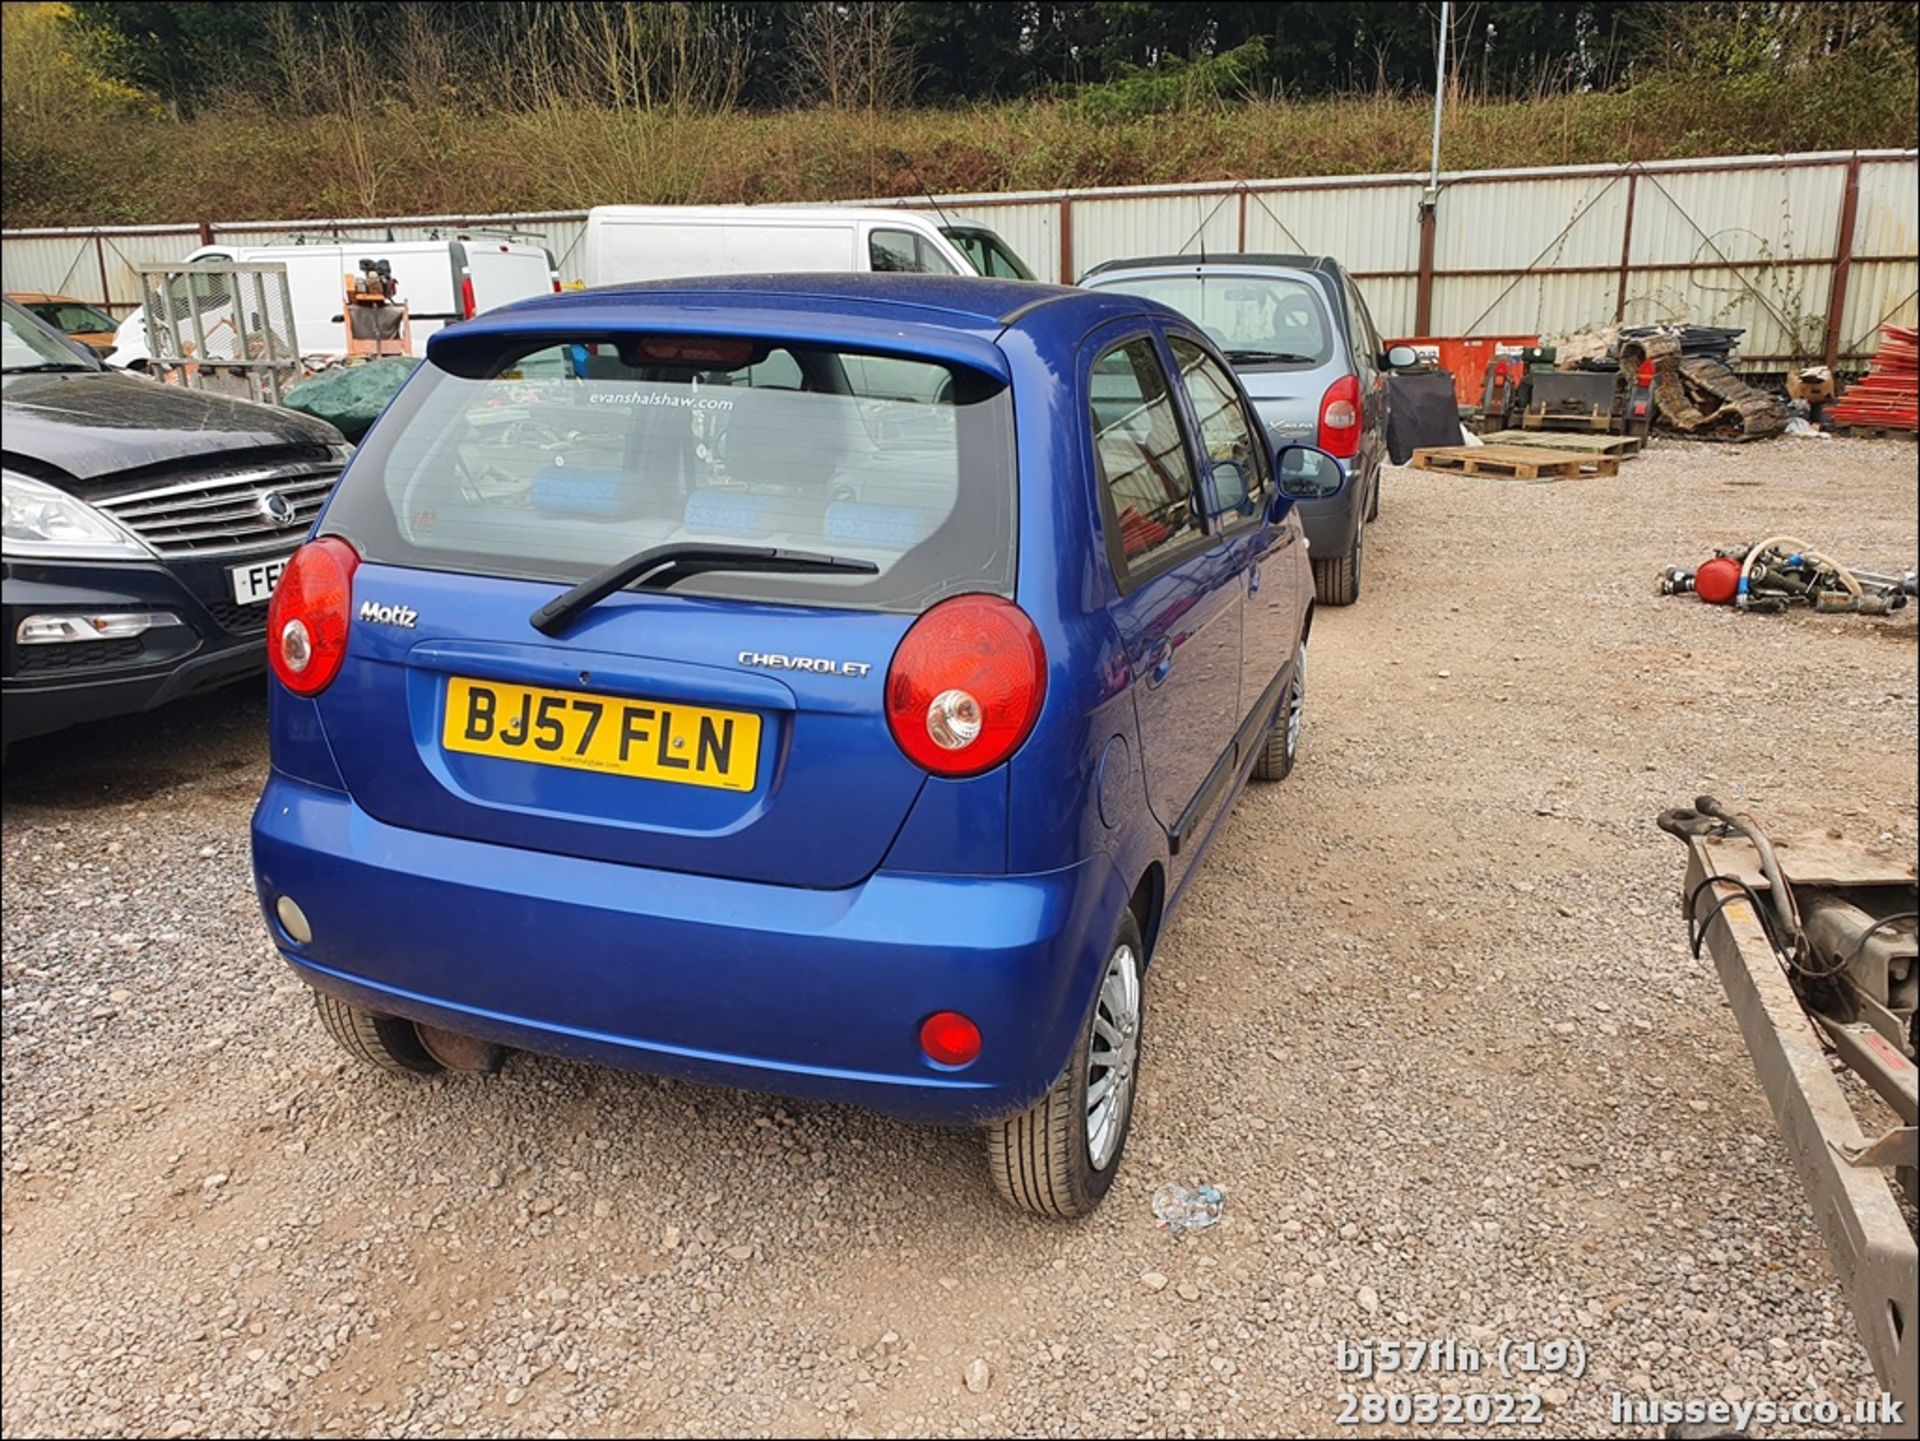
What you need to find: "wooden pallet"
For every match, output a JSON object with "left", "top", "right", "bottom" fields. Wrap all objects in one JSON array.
[
  {"left": 1827, "top": 423, "right": 1917, "bottom": 440},
  {"left": 1521, "top": 410, "right": 1615, "bottom": 432},
  {"left": 1409, "top": 443, "right": 1620, "bottom": 481},
  {"left": 1478, "top": 429, "right": 1643, "bottom": 457}
]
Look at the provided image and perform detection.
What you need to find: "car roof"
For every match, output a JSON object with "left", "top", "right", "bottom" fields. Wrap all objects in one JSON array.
[
  {"left": 1081, "top": 253, "right": 1342, "bottom": 280},
  {"left": 429, "top": 273, "right": 1182, "bottom": 364},
  {"left": 5, "top": 291, "right": 84, "bottom": 305}
]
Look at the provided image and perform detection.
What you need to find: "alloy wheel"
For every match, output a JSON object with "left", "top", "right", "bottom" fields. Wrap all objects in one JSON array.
[
  {"left": 1085, "top": 942, "right": 1141, "bottom": 1170},
  {"left": 1286, "top": 643, "right": 1307, "bottom": 757}
]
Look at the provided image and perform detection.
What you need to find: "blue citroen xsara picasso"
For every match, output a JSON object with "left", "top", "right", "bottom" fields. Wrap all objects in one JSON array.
[{"left": 251, "top": 274, "right": 1342, "bottom": 1216}]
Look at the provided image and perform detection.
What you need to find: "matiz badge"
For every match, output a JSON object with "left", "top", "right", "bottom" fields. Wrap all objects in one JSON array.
[{"left": 358, "top": 600, "right": 418, "bottom": 628}]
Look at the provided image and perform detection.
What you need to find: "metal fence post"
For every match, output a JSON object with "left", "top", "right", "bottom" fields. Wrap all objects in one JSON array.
[
  {"left": 1058, "top": 195, "right": 1074, "bottom": 285},
  {"left": 1414, "top": 197, "right": 1438, "bottom": 335},
  {"left": 1823, "top": 152, "right": 1864, "bottom": 373},
  {"left": 1614, "top": 170, "right": 1639, "bottom": 323}
]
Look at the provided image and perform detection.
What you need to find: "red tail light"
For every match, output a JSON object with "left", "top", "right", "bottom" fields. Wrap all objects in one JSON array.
[
  {"left": 886, "top": 595, "right": 1046, "bottom": 777},
  {"left": 552, "top": 277, "right": 563, "bottom": 294},
  {"left": 267, "top": 538, "right": 359, "bottom": 697},
  {"left": 460, "top": 275, "right": 477, "bottom": 319},
  {"left": 1318, "top": 374, "right": 1362, "bottom": 459}
]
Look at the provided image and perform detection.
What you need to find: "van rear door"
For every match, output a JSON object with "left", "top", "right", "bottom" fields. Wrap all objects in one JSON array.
[
  {"left": 228, "top": 245, "right": 347, "bottom": 357},
  {"left": 453, "top": 242, "right": 557, "bottom": 318}
]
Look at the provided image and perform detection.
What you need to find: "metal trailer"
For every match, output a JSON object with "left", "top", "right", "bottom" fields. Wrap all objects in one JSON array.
[
  {"left": 1660, "top": 798, "right": 1917, "bottom": 1431},
  {"left": 137, "top": 261, "right": 300, "bottom": 405}
]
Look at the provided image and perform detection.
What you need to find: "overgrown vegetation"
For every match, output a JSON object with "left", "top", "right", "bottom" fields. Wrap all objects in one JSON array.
[{"left": 3, "top": 1, "right": 1914, "bottom": 227}]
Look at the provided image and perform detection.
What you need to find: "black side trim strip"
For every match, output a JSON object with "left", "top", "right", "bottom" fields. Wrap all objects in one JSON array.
[{"left": 1168, "top": 658, "right": 1293, "bottom": 855}]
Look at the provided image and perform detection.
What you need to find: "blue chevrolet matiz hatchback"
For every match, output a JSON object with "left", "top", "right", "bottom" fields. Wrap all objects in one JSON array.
[{"left": 251, "top": 273, "right": 1343, "bottom": 1216}]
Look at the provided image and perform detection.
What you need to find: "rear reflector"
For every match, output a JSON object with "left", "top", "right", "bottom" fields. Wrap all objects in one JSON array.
[{"left": 920, "top": 1011, "right": 981, "bottom": 1067}]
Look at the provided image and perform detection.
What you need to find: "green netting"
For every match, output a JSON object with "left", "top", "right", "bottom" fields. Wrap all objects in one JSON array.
[{"left": 283, "top": 358, "right": 422, "bottom": 442}]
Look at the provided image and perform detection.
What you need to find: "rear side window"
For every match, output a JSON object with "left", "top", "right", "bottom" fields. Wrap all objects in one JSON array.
[
  {"left": 1343, "top": 276, "right": 1383, "bottom": 377},
  {"left": 324, "top": 339, "right": 1015, "bottom": 614},
  {"left": 869, "top": 229, "right": 957, "bottom": 275},
  {"left": 1089, "top": 338, "right": 1203, "bottom": 580}
]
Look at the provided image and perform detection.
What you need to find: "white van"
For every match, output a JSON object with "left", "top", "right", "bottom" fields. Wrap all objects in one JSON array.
[
  {"left": 108, "top": 237, "right": 557, "bottom": 368},
  {"left": 581, "top": 206, "right": 983, "bottom": 287}
]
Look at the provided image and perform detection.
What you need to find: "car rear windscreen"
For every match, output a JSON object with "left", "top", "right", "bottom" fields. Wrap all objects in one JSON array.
[
  {"left": 1099, "top": 274, "right": 1333, "bottom": 366},
  {"left": 321, "top": 340, "right": 1016, "bottom": 613}
]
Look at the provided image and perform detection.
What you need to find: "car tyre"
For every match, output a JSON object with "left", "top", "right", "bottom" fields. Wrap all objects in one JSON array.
[
  {"left": 1253, "top": 641, "right": 1307, "bottom": 782},
  {"left": 989, "top": 912, "right": 1145, "bottom": 1218},
  {"left": 1312, "top": 520, "right": 1362, "bottom": 605},
  {"left": 313, "top": 989, "right": 442, "bottom": 1075}
]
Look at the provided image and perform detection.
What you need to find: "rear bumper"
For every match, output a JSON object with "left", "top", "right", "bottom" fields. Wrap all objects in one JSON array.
[{"left": 251, "top": 774, "right": 1125, "bottom": 1124}]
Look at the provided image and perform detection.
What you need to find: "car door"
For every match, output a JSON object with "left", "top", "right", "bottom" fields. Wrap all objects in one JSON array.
[
  {"left": 866, "top": 226, "right": 959, "bottom": 274},
  {"left": 1166, "top": 334, "right": 1301, "bottom": 725},
  {"left": 1340, "top": 273, "right": 1391, "bottom": 493},
  {"left": 1087, "top": 328, "right": 1243, "bottom": 869}
]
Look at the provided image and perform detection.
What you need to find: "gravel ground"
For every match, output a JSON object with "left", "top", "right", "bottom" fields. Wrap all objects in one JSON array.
[{"left": 3, "top": 435, "right": 1916, "bottom": 1439}]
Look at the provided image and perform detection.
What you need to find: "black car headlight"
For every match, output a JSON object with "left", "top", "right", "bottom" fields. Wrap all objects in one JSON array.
[{"left": 1, "top": 469, "right": 154, "bottom": 561}]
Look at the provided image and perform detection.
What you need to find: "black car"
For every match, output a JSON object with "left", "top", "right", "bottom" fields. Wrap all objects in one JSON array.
[{"left": 2, "top": 299, "right": 349, "bottom": 747}]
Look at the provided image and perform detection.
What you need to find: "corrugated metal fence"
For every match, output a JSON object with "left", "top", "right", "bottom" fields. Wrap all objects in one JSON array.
[{"left": 5, "top": 148, "right": 1913, "bottom": 369}]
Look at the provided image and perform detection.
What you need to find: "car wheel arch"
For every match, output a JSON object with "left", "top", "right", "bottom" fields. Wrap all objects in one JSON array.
[{"left": 1128, "top": 862, "right": 1166, "bottom": 966}]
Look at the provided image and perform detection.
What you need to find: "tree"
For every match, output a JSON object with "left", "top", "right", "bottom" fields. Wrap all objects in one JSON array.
[{"left": 787, "top": 2, "right": 916, "bottom": 111}]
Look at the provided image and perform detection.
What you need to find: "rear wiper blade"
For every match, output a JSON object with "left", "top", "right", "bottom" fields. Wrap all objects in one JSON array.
[
  {"left": 530, "top": 542, "right": 879, "bottom": 637},
  {"left": 1224, "top": 349, "right": 1315, "bottom": 364}
]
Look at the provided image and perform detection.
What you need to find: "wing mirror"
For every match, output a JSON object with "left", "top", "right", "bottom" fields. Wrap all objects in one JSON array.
[
  {"left": 1269, "top": 444, "right": 1346, "bottom": 518},
  {"left": 1384, "top": 344, "right": 1419, "bottom": 369}
]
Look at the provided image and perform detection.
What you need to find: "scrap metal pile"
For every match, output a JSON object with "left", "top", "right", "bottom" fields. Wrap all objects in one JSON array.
[
  {"left": 1619, "top": 329, "right": 1788, "bottom": 439},
  {"left": 1827, "top": 323, "right": 1919, "bottom": 433},
  {"left": 1661, "top": 536, "right": 1917, "bottom": 615},
  {"left": 1616, "top": 323, "right": 1743, "bottom": 363}
]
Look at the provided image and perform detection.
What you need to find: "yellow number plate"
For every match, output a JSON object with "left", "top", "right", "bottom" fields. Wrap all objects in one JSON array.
[{"left": 442, "top": 677, "right": 760, "bottom": 790}]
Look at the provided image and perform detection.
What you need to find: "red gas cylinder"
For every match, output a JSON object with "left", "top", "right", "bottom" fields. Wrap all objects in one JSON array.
[{"left": 1694, "top": 556, "right": 1742, "bottom": 605}]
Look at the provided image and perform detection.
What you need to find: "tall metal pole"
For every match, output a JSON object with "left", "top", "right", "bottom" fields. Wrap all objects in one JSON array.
[
  {"left": 1415, "top": 0, "right": 1450, "bottom": 335},
  {"left": 1429, "top": 0, "right": 1449, "bottom": 192}
]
